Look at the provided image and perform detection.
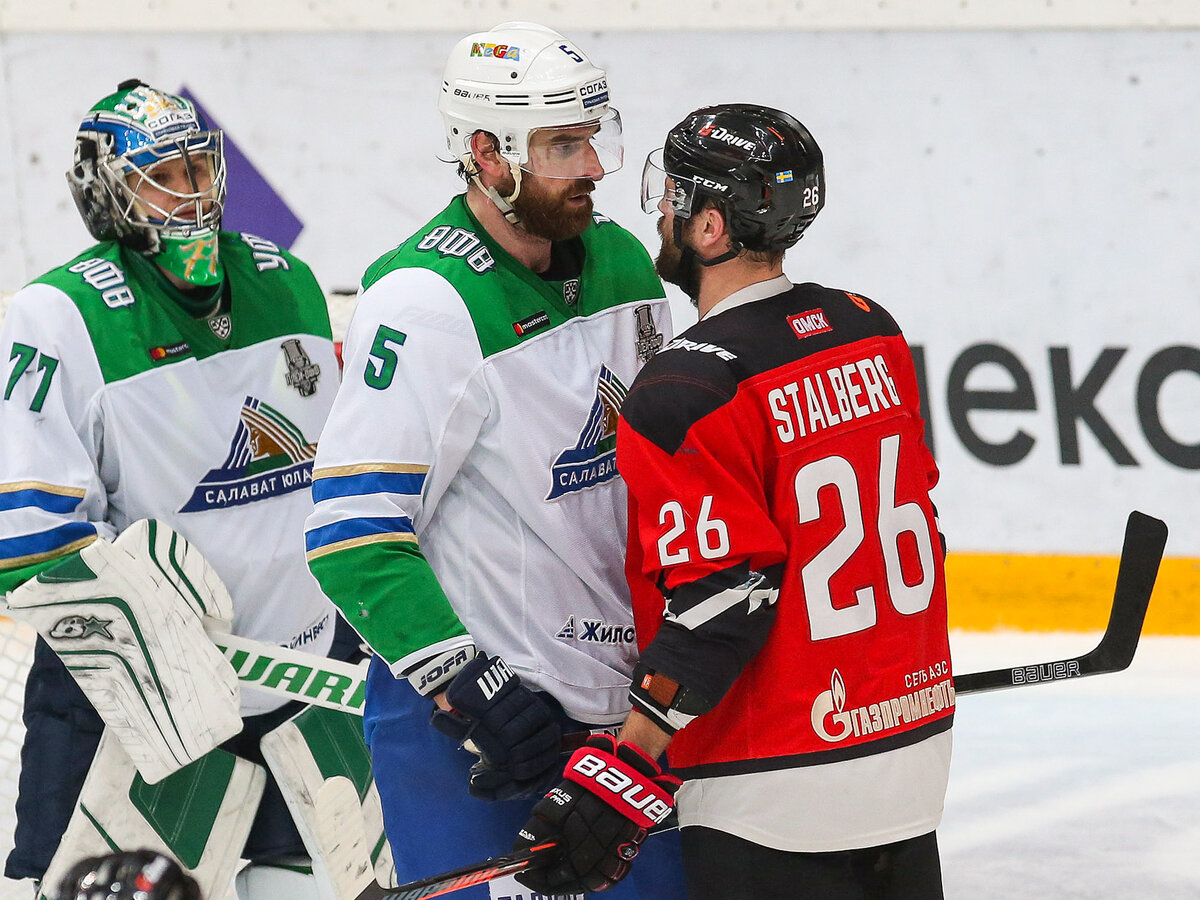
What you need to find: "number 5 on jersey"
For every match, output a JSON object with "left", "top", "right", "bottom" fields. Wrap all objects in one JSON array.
[{"left": 363, "top": 325, "right": 406, "bottom": 390}]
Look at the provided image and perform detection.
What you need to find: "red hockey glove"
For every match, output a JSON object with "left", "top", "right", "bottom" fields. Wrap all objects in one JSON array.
[
  {"left": 429, "top": 653, "right": 562, "bottom": 801},
  {"left": 513, "top": 734, "right": 680, "bottom": 895}
]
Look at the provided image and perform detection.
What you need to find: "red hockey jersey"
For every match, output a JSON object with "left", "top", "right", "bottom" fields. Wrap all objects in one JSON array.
[{"left": 620, "top": 280, "right": 954, "bottom": 781}]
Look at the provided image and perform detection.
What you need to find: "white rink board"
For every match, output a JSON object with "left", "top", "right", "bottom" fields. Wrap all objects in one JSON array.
[
  {"left": 3, "top": 0, "right": 1199, "bottom": 31},
  {"left": 1, "top": 30, "right": 1199, "bottom": 558}
]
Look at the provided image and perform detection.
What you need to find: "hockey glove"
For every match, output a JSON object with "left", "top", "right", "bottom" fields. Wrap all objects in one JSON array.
[
  {"left": 513, "top": 734, "right": 680, "bottom": 895},
  {"left": 429, "top": 652, "right": 562, "bottom": 802}
]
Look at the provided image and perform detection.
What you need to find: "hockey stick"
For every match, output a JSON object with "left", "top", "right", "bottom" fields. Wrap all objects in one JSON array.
[
  {"left": 953, "top": 510, "right": 1167, "bottom": 694},
  {"left": 208, "top": 630, "right": 368, "bottom": 714},
  {"left": 352, "top": 510, "right": 1168, "bottom": 900},
  {"left": 353, "top": 841, "right": 560, "bottom": 900}
]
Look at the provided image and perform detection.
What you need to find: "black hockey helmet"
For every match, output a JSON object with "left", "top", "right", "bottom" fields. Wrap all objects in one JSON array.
[
  {"left": 58, "top": 851, "right": 202, "bottom": 900},
  {"left": 642, "top": 103, "right": 824, "bottom": 253}
]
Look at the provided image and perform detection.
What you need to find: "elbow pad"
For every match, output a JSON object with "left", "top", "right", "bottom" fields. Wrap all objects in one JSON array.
[{"left": 630, "top": 564, "right": 782, "bottom": 735}]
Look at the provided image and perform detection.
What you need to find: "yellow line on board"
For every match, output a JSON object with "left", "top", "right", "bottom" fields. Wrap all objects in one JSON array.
[
  {"left": 945, "top": 554, "right": 1200, "bottom": 635},
  {"left": 6, "top": 559, "right": 1196, "bottom": 635}
]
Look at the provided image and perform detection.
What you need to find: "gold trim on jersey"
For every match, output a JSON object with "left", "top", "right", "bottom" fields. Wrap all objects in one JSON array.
[
  {"left": 0, "top": 535, "right": 98, "bottom": 571},
  {"left": 0, "top": 481, "right": 87, "bottom": 498},
  {"left": 312, "top": 463, "right": 430, "bottom": 479},
  {"left": 305, "top": 531, "right": 418, "bottom": 562}
]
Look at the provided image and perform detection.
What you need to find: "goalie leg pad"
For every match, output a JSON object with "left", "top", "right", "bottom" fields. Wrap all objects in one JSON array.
[
  {"left": 39, "top": 731, "right": 265, "bottom": 900},
  {"left": 4, "top": 639, "right": 103, "bottom": 881},
  {"left": 5, "top": 520, "right": 241, "bottom": 783},
  {"left": 261, "top": 706, "right": 396, "bottom": 900}
]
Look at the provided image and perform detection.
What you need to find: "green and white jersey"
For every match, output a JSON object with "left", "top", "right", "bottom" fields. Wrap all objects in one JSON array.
[
  {"left": 0, "top": 233, "right": 338, "bottom": 715},
  {"left": 305, "top": 196, "right": 670, "bottom": 724}
]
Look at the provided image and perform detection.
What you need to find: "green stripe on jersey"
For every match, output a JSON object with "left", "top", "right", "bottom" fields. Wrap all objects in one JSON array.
[
  {"left": 361, "top": 195, "right": 664, "bottom": 359},
  {"left": 33, "top": 233, "right": 330, "bottom": 384},
  {"left": 307, "top": 539, "right": 469, "bottom": 667}
]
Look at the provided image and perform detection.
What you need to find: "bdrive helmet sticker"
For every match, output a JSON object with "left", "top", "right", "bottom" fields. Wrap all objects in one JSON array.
[
  {"left": 546, "top": 364, "right": 627, "bottom": 500},
  {"left": 697, "top": 123, "right": 756, "bottom": 152},
  {"left": 180, "top": 396, "right": 317, "bottom": 512}
]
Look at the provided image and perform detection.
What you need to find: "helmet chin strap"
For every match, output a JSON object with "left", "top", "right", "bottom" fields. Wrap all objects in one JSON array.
[
  {"left": 672, "top": 216, "right": 741, "bottom": 305},
  {"left": 463, "top": 153, "right": 524, "bottom": 227}
]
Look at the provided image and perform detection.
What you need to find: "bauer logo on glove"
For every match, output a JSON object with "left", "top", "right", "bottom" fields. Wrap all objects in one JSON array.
[
  {"left": 514, "top": 734, "right": 681, "bottom": 895},
  {"left": 567, "top": 750, "right": 675, "bottom": 827}
]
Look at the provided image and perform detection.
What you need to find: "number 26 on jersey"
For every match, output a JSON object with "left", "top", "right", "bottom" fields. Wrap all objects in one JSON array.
[{"left": 655, "top": 433, "right": 938, "bottom": 642}]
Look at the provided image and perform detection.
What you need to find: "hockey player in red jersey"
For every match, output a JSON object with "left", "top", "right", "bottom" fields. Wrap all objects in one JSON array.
[{"left": 515, "top": 104, "right": 954, "bottom": 898}]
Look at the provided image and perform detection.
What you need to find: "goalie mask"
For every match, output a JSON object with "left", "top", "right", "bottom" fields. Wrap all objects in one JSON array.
[
  {"left": 642, "top": 103, "right": 825, "bottom": 254},
  {"left": 68, "top": 79, "right": 227, "bottom": 287},
  {"left": 438, "top": 22, "right": 623, "bottom": 223}
]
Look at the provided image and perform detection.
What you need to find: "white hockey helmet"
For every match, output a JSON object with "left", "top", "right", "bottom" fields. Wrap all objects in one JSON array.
[{"left": 438, "top": 21, "right": 623, "bottom": 181}]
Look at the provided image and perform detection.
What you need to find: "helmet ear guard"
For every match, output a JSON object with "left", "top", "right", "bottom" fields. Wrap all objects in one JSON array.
[{"left": 67, "top": 136, "right": 118, "bottom": 243}]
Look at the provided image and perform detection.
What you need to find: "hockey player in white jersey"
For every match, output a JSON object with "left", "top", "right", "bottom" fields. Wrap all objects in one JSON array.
[
  {"left": 0, "top": 81, "right": 373, "bottom": 899},
  {"left": 305, "top": 22, "right": 686, "bottom": 899}
]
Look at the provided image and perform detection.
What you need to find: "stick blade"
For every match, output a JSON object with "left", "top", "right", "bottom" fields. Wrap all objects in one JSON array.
[
  {"left": 954, "top": 510, "right": 1167, "bottom": 695},
  {"left": 1085, "top": 510, "right": 1167, "bottom": 672}
]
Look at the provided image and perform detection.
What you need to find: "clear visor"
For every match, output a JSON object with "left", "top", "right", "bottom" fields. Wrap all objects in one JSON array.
[
  {"left": 112, "top": 131, "right": 226, "bottom": 232},
  {"left": 522, "top": 108, "right": 623, "bottom": 180},
  {"left": 641, "top": 148, "right": 697, "bottom": 217}
]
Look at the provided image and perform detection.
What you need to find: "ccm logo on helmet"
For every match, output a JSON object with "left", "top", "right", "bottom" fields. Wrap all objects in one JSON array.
[
  {"left": 692, "top": 174, "right": 729, "bottom": 193},
  {"left": 697, "top": 123, "right": 756, "bottom": 152},
  {"left": 570, "top": 753, "right": 674, "bottom": 824}
]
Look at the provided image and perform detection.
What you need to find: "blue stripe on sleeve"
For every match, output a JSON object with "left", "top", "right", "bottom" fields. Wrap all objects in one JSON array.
[
  {"left": 0, "top": 489, "right": 84, "bottom": 515},
  {"left": 304, "top": 516, "right": 416, "bottom": 553},
  {"left": 0, "top": 522, "right": 97, "bottom": 565},
  {"left": 311, "top": 471, "right": 426, "bottom": 503}
]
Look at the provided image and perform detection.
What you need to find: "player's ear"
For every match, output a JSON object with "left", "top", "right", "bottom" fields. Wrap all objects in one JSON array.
[
  {"left": 696, "top": 203, "right": 733, "bottom": 258},
  {"left": 469, "top": 130, "right": 509, "bottom": 180}
]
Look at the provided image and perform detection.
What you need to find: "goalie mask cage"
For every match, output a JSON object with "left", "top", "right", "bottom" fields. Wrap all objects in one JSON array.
[{"left": 0, "top": 616, "right": 35, "bottom": 900}]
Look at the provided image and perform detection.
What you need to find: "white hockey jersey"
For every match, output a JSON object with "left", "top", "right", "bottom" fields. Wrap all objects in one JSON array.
[
  {"left": 306, "top": 197, "right": 670, "bottom": 723},
  {"left": 0, "top": 234, "right": 338, "bottom": 714}
]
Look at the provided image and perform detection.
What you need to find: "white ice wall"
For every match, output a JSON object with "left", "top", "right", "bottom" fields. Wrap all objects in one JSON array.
[{"left": 1, "top": 23, "right": 1197, "bottom": 557}]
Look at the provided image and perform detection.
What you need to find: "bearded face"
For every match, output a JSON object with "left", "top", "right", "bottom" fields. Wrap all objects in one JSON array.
[
  {"left": 509, "top": 172, "right": 597, "bottom": 242},
  {"left": 653, "top": 212, "right": 686, "bottom": 288}
]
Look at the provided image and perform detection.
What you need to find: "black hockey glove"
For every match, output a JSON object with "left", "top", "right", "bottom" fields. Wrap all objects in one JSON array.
[
  {"left": 429, "top": 652, "right": 562, "bottom": 802},
  {"left": 513, "top": 734, "right": 681, "bottom": 895}
]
